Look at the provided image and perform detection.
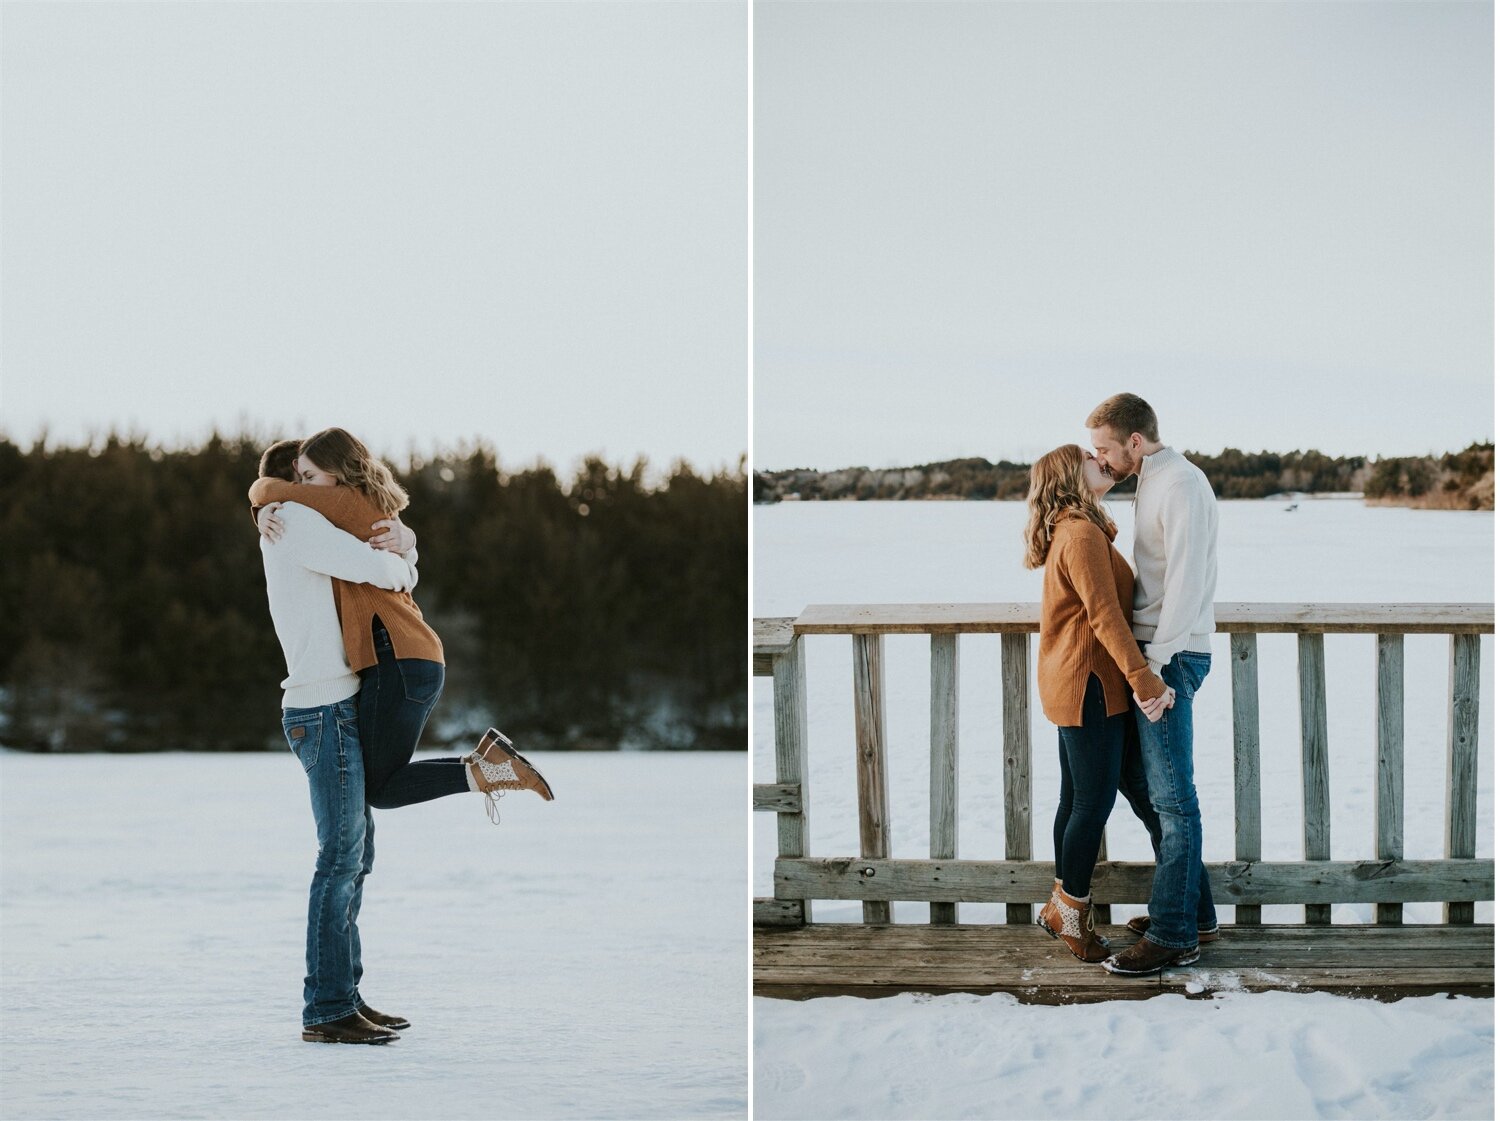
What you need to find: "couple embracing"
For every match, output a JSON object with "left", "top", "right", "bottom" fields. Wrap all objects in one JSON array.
[
  {"left": 1025, "top": 394, "right": 1219, "bottom": 976},
  {"left": 250, "top": 427, "right": 556, "bottom": 1043}
]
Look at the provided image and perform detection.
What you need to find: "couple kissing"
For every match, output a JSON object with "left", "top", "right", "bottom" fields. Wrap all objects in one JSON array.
[{"left": 1024, "top": 393, "right": 1219, "bottom": 975}]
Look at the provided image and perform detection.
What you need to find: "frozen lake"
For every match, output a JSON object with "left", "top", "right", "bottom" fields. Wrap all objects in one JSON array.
[
  {"left": 2, "top": 751, "right": 747, "bottom": 1120},
  {"left": 754, "top": 498, "right": 1494, "bottom": 923},
  {"left": 753, "top": 498, "right": 1494, "bottom": 1120}
]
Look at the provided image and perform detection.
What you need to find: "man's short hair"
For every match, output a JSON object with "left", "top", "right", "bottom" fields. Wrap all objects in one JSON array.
[
  {"left": 258, "top": 439, "right": 302, "bottom": 481},
  {"left": 1086, "top": 393, "right": 1159, "bottom": 443}
]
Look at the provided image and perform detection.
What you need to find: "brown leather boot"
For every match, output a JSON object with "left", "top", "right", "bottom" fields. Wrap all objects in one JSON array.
[
  {"left": 1102, "top": 934, "right": 1201, "bottom": 975},
  {"left": 358, "top": 1004, "right": 410, "bottom": 1030},
  {"left": 1036, "top": 879, "right": 1063, "bottom": 938},
  {"left": 301, "top": 1011, "right": 399, "bottom": 1044},
  {"left": 1125, "top": 914, "right": 1219, "bottom": 943},
  {"left": 464, "top": 727, "right": 555, "bottom": 822},
  {"left": 1035, "top": 884, "right": 1110, "bottom": 962}
]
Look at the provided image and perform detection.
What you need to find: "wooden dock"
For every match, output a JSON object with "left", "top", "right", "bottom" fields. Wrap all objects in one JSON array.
[
  {"left": 753, "top": 603, "right": 1495, "bottom": 1003},
  {"left": 756, "top": 922, "right": 1494, "bottom": 1003}
]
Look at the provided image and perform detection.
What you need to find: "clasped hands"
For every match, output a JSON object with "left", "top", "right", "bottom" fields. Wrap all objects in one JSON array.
[
  {"left": 256, "top": 501, "right": 416, "bottom": 553},
  {"left": 1133, "top": 685, "right": 1176, "bottom": 724}
]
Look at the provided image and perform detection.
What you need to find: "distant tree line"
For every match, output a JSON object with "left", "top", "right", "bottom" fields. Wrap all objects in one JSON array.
[
  {"left": 1363, "top": 443, "right": 1494, "bottom": 509},
  {"left": 755, "top": 444, "right": 1494, "bottom": 508},
  {"left": 0, "top": 432, "right": 746, "bottom": 752}
]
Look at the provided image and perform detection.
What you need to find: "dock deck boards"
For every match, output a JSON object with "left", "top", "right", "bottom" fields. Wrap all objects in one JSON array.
[{"left": 754, "top": 922, "right": 1495, "bottom": 1003}]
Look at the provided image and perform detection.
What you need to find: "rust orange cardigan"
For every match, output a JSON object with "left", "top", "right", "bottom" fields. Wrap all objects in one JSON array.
[
  {"left": 1038, "top": 511, "right": 1165, "bottom": 727},
  {"left": 249, "top": 478, "right": 445, "bottom": 673}
]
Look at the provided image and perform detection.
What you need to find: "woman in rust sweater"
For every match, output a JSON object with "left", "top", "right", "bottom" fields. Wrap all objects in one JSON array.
[
  {"left": 1022, "top": 443, "right": 1171, "bottom": 961},
  {"left": 252, "top": 427, "right": 553, "bottom": 822}
]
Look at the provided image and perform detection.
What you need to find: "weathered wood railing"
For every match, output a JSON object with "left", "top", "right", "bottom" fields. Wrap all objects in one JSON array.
[{"left": 754, "top": 604, "right": 1493, "bottom": 933}]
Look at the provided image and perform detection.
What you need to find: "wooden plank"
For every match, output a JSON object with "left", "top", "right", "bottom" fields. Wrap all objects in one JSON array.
[
  {"left": 753, "top": 898, "right": 804, "bottom": 927},
  {"left": 758, "top": 955, "right": 1495, "bottom": 978},
  {"left": 753, "top": 617, "right": 795, "bottom": 675},
  {"left": 1001, "top": 633, "right": 1033, "bottom": 924},
  {"left": 772, "top": 857, "right": 1495, "bottom": 904},
  {"left": 1212, "top": 603, "right": 1493, "bottom": 635},
  {"left": 772, "top": 635, "right": 811, "bottom": 926},
  {"left": 1094, "top": 833, "right": 1111, "bottom": 925},
  {"left": 1230, "top": 632, "right": 1262, "bottom": 924},
  {"left": 798, "top": 602, "right": 1041, "bottom": 634},
  {"left": 1445, "top": 633, "right": 1482, "bottom": 924},
  {"left": 929, "top": 633, "right": 959, "bottom": 925},
  {"left": 852, "top": 634, "right": 892, "bottom": 924},
  {"left": 1299, "top": 633, "right": 1332, "bottom": 925},
  {"left": 754, "top": 923, "right": 1495, "bottom": 1004},
  {"left": 753, "top": 783, "right": 801, "bottom": 813},
  {"left": 1375, "top": 634, "right": 1404, "bottom": 924},
  {"left": 791, "top": 602, "right": 1494, "bottom": 636},
  {"left": 758, "top": 921, "right": 1495, "bottom": 951}
]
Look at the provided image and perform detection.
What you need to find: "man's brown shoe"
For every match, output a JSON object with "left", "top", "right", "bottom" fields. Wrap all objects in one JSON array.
[
  {"left": 301, "top": 1012, "right": 399, "bottom": 1044},
  {"left": 358, "top": 1004, "right": 410, "bottom": 1031},
  {"left": 464, "top": 728, "right": 555, "bottom": 822},
  {"left": 1102, "top": 935, "right": 1200, "bottom": 976},
  {"left": 1125, "top": 914, "right": 1220, "bottom": 943}
]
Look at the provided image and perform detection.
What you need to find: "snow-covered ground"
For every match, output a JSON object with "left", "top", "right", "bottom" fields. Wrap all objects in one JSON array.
[
  {"left": 753, "top": 498, "right": 1494, "bottom": 1120},
  {"left": 1, "top": 751, "right": 747, "bottom": 1120},
  {"left": 756, "top": 990, "right": 1493, "bottom": 1121}
]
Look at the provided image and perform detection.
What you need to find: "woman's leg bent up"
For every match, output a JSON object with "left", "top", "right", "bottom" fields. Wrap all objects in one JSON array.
[{"left": 358, "top": 618, "right": 467, "bottom": 809}]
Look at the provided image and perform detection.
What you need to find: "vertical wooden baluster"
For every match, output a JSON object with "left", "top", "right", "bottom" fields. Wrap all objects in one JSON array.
[
  {"left": 1299, "top": 633, "right": 1331, "bottom": 925},
  {"left": 1231, "top": 631, "right": 1262, "bottom": 926},
  {"left": 852, "top": 634, "right": 892, "bottom": 924},
  {"left": 1002, "top": 633, "right": 1033, "bottom": 925},
  {"left": 772, "top": 634, "right": 811, "bottom": 926},
  {"left": 930, "top": 634, "right": 959, "bottom": 925},
  {"left": 1375, "top": 633, "right": 1404, "bottom": 924},
  {"left": 1093, "top": 833, "right": 1111, "bottom": 926},
  {"left": 1445, "top": 633, "right": 1480, "bottom": 924}
]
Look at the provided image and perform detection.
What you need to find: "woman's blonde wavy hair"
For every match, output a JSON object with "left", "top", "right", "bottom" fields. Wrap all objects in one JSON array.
[
  {"left": 1022, "top": 444, "right": 1116, "bottom": 570},
  {"left": 298, "top": 427, "right": 410, "bottom": 517}
]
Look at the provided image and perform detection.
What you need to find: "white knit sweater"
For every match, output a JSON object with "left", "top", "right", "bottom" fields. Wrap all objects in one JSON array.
[
  {"left": 1130, "top": 446, "right": 1218, "bottom": 676},
  {"left": 259, "top": 503, "right": 419, "bottom": 709}
]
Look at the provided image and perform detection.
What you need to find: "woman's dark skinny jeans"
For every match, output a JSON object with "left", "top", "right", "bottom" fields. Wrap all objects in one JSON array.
[
  {"left": 357, "top": 618, "right": 469, "bottom": 809},
  {"left": 1053, "top": 674, "right": 1127, "bottom": 899}
]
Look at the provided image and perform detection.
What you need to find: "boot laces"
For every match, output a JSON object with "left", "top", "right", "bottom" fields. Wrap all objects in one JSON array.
[
  {"left": 483, "top": 788, "right": 506, "bottom": 824},
  {"left": 463, "top": 744, "right": 517, "bottom": 824}
]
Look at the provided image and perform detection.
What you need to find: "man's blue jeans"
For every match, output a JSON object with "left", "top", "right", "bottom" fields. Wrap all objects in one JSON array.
[
  {"left": 1123, "top": 648, "right": 1217, "bottom": 949},
  {"left": 282, "top": 697, "right": 373, "bottom": 1027}
]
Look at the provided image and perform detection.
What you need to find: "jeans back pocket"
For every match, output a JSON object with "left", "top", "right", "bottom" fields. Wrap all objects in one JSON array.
[
  {"left": 282, "top": 710, "right": 324, "bottom": 773},
  {"left": 398, "top": 659, "right": 445, "bottom": 706},
  {"left": 1177, "top": 652, "right": 1212, "bottom": 695}
]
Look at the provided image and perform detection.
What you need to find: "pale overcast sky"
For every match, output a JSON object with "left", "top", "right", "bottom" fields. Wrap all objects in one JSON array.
[
  {"left": 755, "top": 1, "right": 1493, "bottom": 470},
  {"left": 2, "top": 1, "right": 746, "bottom": 473}
]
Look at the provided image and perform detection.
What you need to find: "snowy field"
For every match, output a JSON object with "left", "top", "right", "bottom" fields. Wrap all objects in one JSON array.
[
  {"left": 2, "top": 751, "right": 747, "bottom": 1121},
  {"left": 753, "top": 498, "right": 1494, "bottom": 1120}
]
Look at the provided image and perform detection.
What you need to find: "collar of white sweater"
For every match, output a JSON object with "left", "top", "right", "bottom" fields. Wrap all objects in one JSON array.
[{"left": 1137, "top": 445, "right": 1183, "bottom": 487}]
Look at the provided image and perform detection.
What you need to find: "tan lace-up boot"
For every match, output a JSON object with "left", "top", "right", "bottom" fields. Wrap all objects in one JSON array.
[
  {"left": 463, "top": 727, "right": 555, "bottom": 823},
  {"left": 1036, "top": 884, "right": 1110, "bottom": 962}
]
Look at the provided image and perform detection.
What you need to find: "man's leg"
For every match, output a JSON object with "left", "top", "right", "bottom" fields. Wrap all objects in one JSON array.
[
  {"left": 349, "top": 804, "right": 375, "bottom": 1008},
  {"left": 284, "top": 699, "right": 368, "bottom": 1027},
  {"left": 1120, "top": 704, "right": 1219, "bottom": 934},
  {"left": 1133, "top": 651, "right": 1213, "bottom": 949},
  {"left": 1118, "top": 716, "right": 1163, "bottom": 856}
]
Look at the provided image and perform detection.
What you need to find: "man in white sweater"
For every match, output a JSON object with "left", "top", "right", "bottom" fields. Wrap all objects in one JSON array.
[
  {"left": 255, "top": 439, "right": 419, "bottom": 1044},
  {"left": 1085, "top": 394, "right": 1220, "bottom": 975}
]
